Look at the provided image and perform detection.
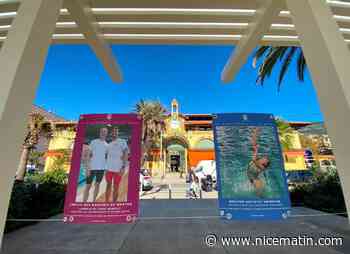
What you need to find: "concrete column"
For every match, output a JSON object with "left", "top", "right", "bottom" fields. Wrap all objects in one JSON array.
[
  {"left": 286, "top": 0, "right": 350, "bottom": 218},
  {"left": 0, "top": 0, "right": 63, "bottom": 247}
]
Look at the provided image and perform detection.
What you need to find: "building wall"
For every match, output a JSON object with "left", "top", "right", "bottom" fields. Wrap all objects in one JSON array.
[
  {"left": 47, "top": 129, "right": 75, "bottom": 150},
  {"left": 317, "top": 155, "right": 336, "bottom": 171},
  {"left": 186, "top": 130, "right": 215, "bottom": 168},
  {"left": 163, "top": 116, "right": 187, "bottom": 139},
  {"left": 283, "top": 151, "right": 307, "bottom": 171},
  {"left": 43, "top": 118, "right": 312, "bottom": 173},
  {"left": 289, "top": 131, "right": 302, "bottom": 149},
  {"left": 188, "top": 149, "right": 215, "bottom": 168},
  {"left": 281, "top": 131, "right": 307, "bottom": 171},
  {"left": 144, "top": 160, "right": 162, "bottom": 174},
  {"left": 162, "top": 114, "right": 215, "bottom": 172},
  {"left": 44, "top": 128, "right": 75, "bottom": 171},
  {"left": 187, "top": 130, "right": 213, "bottom": 149},
  {"left": 318, "top": 135, "right": 332, "bottom": 148}
]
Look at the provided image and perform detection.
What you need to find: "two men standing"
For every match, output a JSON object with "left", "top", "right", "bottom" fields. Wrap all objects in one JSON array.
[{"left": 82, "top": 127, "right": 129, "bottom": 202}]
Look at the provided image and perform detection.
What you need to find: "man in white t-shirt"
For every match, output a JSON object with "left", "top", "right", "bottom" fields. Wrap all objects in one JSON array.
[
  {"left": 83, "top": 127, "right": 108, "bottom": 202},
  {"left": 105, "top": 127, "right": 129, "bottom": 202}
]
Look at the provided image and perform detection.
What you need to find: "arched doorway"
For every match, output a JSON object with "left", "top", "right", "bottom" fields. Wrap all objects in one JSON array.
[
  {"left": 194, "top": 138, "right": 215, "bottom": 150},
  {"left": 164, "top": 136, "right": 189, "bottom": 174}
]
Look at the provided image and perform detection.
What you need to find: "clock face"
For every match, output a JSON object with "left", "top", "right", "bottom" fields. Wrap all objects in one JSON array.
[{"left": 170, "top": 120, "right": 180, "bottom": 129}]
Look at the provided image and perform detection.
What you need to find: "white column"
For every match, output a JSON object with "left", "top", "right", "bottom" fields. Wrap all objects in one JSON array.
[
  {"left": 0, "top": 0, "right": 63, "bottom": 247},
  {"left": 64, "top": 0, "right": 123, "bottom": 82},
  {"left": 286, "top": 0, "right": 350, "bottom": 218},
  {"left": 221, "top": 0, "right": 283, "bottom": 83}
]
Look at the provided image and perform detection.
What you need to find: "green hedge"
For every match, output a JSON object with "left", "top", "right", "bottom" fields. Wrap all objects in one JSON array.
[
  {"left": 290, "top": 167, "right": 347, "bottom": 215},
  {"left": 5, "top": 169, "right": 67, "bottom": 233}
]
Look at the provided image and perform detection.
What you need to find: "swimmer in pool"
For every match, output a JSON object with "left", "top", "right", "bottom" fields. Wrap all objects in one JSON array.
[{"left": 246, "top": 128, "right": 270, "bottom": 197}]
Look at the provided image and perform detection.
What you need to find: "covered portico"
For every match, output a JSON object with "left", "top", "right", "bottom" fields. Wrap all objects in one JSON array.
[{"left": 1, "top": 0, "right": 350, "bottom": 247}]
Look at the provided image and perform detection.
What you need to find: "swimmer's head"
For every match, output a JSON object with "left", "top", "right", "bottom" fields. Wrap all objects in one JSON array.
[{"left": 257, "top": 156, "right": 270, "bottom": 170}]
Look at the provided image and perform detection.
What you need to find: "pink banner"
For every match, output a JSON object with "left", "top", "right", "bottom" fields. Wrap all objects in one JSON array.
[{"left": 64, "top": 114, "right": 142, "bottom": 223}]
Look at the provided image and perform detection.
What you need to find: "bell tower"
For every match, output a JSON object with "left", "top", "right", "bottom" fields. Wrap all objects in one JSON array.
[{"left": 171, "top": 99, "right": 179, "bottom": 121}]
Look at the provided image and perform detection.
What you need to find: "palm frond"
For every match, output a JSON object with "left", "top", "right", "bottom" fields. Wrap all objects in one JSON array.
[
  {"left": 257, "top": 47, "right": 288, "bottom": 86},
  {"left": 252, "top": 46, "right": 270, "bottom": 68},
  {"left": 278, "top": 47, "right": 297, "bottom": 90},
  {"left": 254, "top": 46, "right": 308, "bottom": 89},
  {"left": 297, "top": 49, "right": 306, "bottom": 82}
]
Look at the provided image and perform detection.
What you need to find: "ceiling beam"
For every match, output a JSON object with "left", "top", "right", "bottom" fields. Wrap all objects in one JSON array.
[
  {"left": 69, "top": 0, "right": 285, "bottom": 10},
  {"left": 65, "top": 0, "right": 122, "bottom": 82},
  {"left": 48, "top": 34, "right": 301, "bottom": 46},
  {"left": 221, "top": 0, "right": 284, "bottom": 83}
]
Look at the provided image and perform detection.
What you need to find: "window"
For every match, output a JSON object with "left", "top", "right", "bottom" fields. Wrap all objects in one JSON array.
[{"left": 285, "top": 155, "right": 297, "bottom": 163}]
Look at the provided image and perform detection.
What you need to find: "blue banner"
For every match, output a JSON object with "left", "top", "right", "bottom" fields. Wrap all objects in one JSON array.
[{"left": 213, "top": 113, "right": 291, "bottom": 220}]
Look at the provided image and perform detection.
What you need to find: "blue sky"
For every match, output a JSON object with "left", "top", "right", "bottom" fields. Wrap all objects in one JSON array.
[{"left": 35, "top": 45, "right": 323, "bottom": 122}]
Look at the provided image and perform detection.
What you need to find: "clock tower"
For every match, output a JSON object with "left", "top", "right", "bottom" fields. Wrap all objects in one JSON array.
[{"left": 170, "top": 99, "right": 180, "bottom": 129}]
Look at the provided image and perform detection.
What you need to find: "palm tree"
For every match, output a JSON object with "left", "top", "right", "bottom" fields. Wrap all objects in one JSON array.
[
  {"left": 135, "top": 100, "right": 167, "bottom": 170},
  {"left": 16, "top": 113, "right": 51, "bottom": 181},
  {"left": 253, "top": 46, "right": 307, "bottom": 90},
  {"left": 275, "top": 118, "right": 294, "bottom": 150},
  {"left": 27, "top": 150, "right": 45, "bottom": 171}
]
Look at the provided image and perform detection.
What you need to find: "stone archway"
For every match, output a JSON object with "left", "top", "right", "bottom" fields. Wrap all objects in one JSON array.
[
  {"left": 163, "top": 136, "right": 189, "bottom": 174},
  {"left": 193, "top": 138, "right": 215, "bottom": 150}
]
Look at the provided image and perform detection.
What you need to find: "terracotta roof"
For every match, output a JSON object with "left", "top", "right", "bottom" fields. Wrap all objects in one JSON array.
[
  {"left": 31, "top": 105, "right": 67, "bottom": 122},
  {"left": 288, "top": 122, "right": 313, "bottom": 129},
  {"left": 297, "top": 122, "right": 327, "bottom": 135},
  {"left": 185, "top": 120, "right": 212, "bottom": 125}
]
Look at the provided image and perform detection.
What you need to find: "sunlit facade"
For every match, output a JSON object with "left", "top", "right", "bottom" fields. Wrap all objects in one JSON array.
[{"left": 42, "top": 101, "right": 335, "bottom": 175}]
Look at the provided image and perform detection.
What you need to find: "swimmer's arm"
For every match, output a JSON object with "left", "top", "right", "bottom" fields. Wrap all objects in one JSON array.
[
  {"left": 252, "top": 146, "right": 258, "bottom": 161},
  {"left": 252, "top": 128, "right": 259, "bottom": 161}
]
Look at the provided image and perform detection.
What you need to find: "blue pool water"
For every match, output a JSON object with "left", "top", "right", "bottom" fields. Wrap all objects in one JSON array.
[{"left": 216, "top": 125, "right": 286, "bottom": 199}]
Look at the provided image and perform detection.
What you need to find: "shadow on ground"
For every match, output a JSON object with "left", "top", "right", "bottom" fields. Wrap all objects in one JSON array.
[{"left": 2, "top": 200, "right": 350, "bottom": 254}]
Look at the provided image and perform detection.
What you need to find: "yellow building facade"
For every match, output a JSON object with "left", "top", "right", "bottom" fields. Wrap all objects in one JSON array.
[
  {"left": 282, "top": 131, "right": 307, "bottom": 171},
  {"left": 147, "top": 99, "right": 215, "bottom": 176},
  {"left": 44, "top": 122, "right": 76, "bottom": 172},
  {"left": 43, "top": 100, "right": 308, "bottom": 174}
]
